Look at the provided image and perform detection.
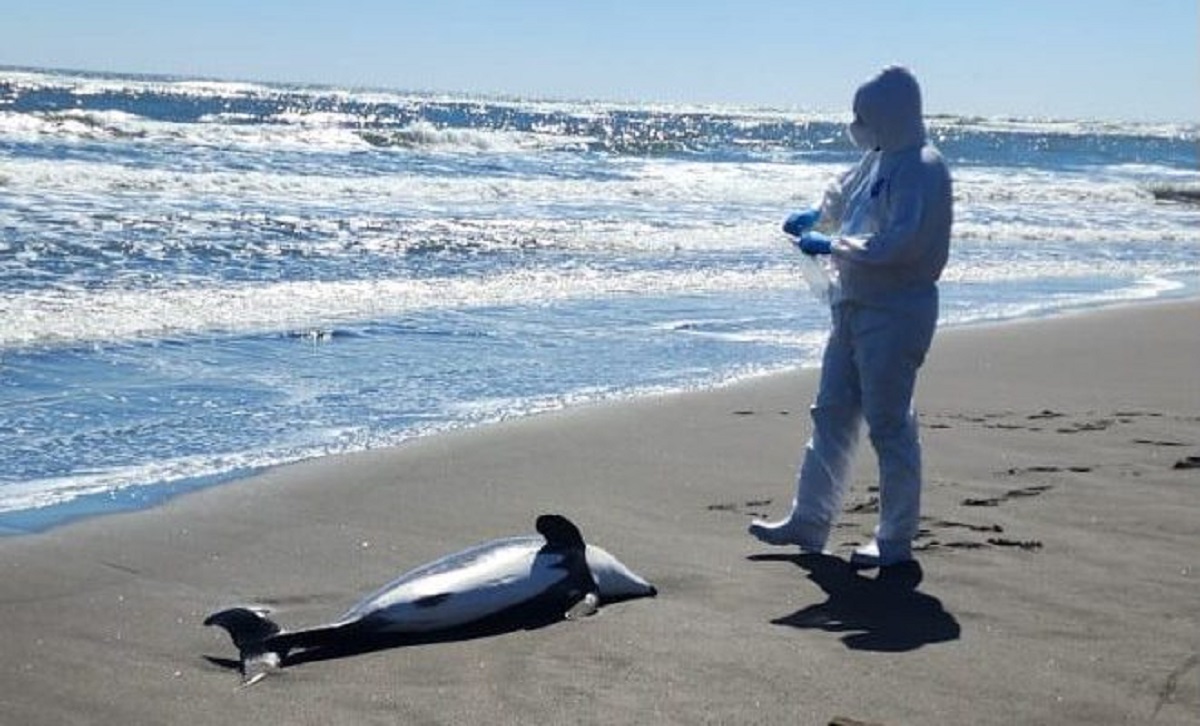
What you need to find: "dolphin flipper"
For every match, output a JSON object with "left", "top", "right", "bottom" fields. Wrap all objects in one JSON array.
[{"left": 564, "top": 591, "right": 600, "bottom": 620}]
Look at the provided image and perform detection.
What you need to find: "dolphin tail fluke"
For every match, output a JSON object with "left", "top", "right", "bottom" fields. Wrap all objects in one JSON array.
[
  {"left": 204, "top": 606, "right": 287, "bottom": 686},
  {"left": 205, "top": 606, "right": 362, "bottom": 684}
]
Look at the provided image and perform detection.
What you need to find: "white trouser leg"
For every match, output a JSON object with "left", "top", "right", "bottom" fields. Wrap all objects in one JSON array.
[
  {"left": 853, "top": 292, "right": 937, "bottom": 561},
  {"left": 750, "top": 308, "right": 859, "bottom": 550},
  {"left": 791, "top": 308, "right": 862, "bottom": 536}
]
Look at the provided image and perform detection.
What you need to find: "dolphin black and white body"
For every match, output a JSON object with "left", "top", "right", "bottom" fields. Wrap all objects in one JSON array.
[{"left": 205, "top": 514, "right": 656, "bottom": 683}]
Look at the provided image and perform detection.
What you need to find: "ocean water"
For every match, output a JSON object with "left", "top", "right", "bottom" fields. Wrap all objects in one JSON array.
[{"left": 2, "top": 67, "right": 1198, "bottom": 533}]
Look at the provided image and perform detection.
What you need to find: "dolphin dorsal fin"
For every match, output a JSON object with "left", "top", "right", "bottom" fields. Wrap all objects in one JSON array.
[{"left": 535, "top": 514, "right": 586, "bottom": 551}]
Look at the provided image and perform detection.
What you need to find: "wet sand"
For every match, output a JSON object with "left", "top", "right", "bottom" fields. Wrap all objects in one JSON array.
[{"left": 1, "top": 300, "right": 1197, "bottom": 725}]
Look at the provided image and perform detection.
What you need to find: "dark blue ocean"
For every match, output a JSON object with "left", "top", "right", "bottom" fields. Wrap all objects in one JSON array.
[{"left": 1, "top": 67, "right": 1198, "bottom": 533}]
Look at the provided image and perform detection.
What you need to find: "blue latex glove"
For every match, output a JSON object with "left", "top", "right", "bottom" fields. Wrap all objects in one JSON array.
[
  {"left": 782, "top": 209, "right": 821, "bottom": 237},
  {"left": 796, "top": 231, "right": 833, "bottom": 256}
]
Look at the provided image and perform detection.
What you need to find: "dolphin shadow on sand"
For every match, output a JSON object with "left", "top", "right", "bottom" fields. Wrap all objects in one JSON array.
[
  {"left": 749, "top": 553, "right": 960, "bottom": 652},
  {"left": 204, "top": 599, "right": 586, "bottom": 674}
]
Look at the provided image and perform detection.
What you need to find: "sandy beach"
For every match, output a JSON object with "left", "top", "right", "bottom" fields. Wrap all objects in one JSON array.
[{"left": 1, "top": 299, "right": 1197, "bottom": 725}]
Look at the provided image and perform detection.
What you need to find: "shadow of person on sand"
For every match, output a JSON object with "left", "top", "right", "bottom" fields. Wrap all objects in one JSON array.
[{"left": 749, "top": 553, "right": 960, "bottom": 652}]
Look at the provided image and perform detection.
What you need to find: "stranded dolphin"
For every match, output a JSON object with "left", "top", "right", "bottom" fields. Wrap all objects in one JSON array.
[{"left": 205, "top": 514, "right": 656, "bottom": 684}]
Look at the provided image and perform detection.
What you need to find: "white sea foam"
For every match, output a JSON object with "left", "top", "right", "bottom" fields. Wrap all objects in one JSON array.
[
  {"left": 6, "top": 251, "right": 1188, "bottom": 351},
  {"left": 0, "top": 155, "right": 839, "bottom": 224},
  {"left": 927, "top": 115, "right": 1197, "bottom": 141},
  {"left": 0, "top": 266, "right": 798, "bottom": 348},
  {"left": 3, "top": 152, "right": 1193, "bottom": 257},
  {"left": 0, "top": 453, "right": 267, "bottom": 514},
  {"left": 3, "top": 148, "right": 1178, "bottom": 218}
]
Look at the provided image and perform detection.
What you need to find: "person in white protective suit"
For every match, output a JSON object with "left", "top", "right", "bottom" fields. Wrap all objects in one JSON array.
[{"left": 749, "top": 66, "right": 952, "bottom": 567}]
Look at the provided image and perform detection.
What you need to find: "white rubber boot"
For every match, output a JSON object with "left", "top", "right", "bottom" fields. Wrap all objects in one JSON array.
[
  {"left": 849, "top": 538, "right": 913, "bottom": 568},
  {"left": 748, "top": 517, "right": 829, "bottom": 552}
]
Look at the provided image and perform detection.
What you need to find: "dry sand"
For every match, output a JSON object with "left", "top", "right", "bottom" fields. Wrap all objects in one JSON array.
[{"left": 1, "top": 300, "right": 1198, "bottom": 725}]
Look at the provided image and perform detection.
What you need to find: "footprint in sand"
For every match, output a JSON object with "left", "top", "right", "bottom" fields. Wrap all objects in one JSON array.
[
  {"left": 1173, "top": 456, "right": 1200, "bottom": 470},
  {"left": 1133, "top": 438, "right": 1189, "bottom": 447},
  {"left": 986, "top": 537, "right": 1043, "bottom": 550},
  {"left": 1004, "top": 465, "right": 1092, "bottom": 475},
  {"left": 962, "top": 484, "right": 1053, "bottom": 508},
  {"left": 917, "top": 536, "right": 1043, "bottom": 553},
  {"left": 1027, "top": 409, "right": 1066, "bottom": 420},
  {"left": 706, "top": 499, "right": 774, "bottom": 518},
  {"left": 843, "top": 496, "right": 880, "bottom": 514},
  {"left": 927, "top": 484, "right": 1049, "bottom": 553},
  {"left": 1056, "top": 418, "right": 1115, "bottom": 433},
  {"left": 914, "top": 517, "right": 1045, "bottom": 554},
  {"left": 928, "top": 519, "right": 1004, "bottom": 534}
]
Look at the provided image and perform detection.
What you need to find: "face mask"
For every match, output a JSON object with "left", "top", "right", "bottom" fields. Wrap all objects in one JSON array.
[{"left": 847, "top": 119, "right": 878, "bottom": 151}]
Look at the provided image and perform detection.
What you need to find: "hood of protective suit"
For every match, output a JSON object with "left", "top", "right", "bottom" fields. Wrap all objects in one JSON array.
[{"left": 848, "top": 66, "right": 926, "bottom": 153}]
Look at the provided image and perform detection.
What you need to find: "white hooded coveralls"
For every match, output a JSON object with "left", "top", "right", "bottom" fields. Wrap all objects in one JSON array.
[{"left": 792, "top": 67, "right": 952, "bottom": 559}]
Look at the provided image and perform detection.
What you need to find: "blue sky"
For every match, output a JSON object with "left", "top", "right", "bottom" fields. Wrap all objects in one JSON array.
[{"left": 3, "top": 0, "right": 1196, "bottom": 122}]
